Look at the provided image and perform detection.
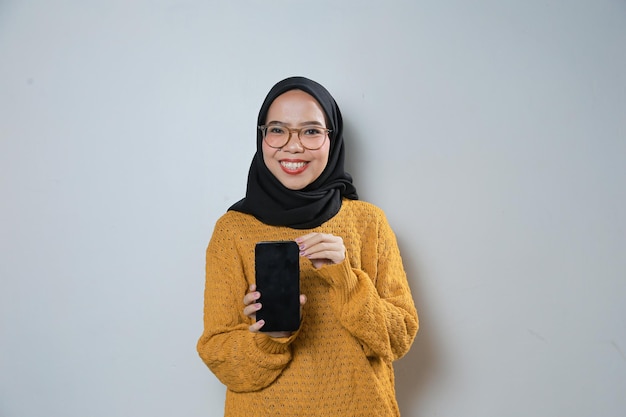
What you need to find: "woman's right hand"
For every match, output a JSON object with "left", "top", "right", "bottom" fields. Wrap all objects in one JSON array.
[{"left": 243, "top": 284, "right": 306, "bottom": 338}]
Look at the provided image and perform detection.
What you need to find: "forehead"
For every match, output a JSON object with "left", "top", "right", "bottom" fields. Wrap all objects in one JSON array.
[{"left": 266, "top": 90, "right": 325, "bottom": 122}]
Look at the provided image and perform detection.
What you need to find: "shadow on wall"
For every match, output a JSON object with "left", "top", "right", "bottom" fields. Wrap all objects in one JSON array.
[
  {"left": 342, "top": 121, "right": 365, "bottom": 198},
  {"left": 343, "top": 122, "right": 438, "bottom": 414},
  {"left": 394, "top": 237, "right": 438, "bottom": 415}
]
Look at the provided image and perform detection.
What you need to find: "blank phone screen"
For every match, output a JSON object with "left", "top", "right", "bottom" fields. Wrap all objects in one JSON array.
[{"left": 254, "top": 241, "right": 300, "bottom": 332}]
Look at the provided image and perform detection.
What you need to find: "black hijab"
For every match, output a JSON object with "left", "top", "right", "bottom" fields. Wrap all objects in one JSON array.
[{"left": 229, "top": 76, "right": 358, "bottom": 229}]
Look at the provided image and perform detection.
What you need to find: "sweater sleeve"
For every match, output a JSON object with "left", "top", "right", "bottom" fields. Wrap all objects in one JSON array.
[
  {"left": 316, "top": 210, "right": 419, "bottom": 362},
  {"left": 196, "top": 218, "right": 295, "bottom": 392}
]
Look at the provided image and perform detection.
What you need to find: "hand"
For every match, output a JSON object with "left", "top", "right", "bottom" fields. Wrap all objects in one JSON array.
[
  {"left": 243, "top": 284, "right": 307, "bottom": 338},
  {"left": 295, "top": 233, "right": 346, "bottom": 269}
]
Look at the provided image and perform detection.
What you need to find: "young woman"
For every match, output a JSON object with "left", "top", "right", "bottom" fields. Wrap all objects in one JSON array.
[{"left": 197, "top": 76, "right": 418, "bottom": 416}]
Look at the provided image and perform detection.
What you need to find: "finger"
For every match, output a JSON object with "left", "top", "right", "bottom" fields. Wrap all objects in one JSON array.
[
  {"left": 296, "top": 232, "right": 327, "bottom": 248},
  {"left": 243, "top": 284, "right": 257, "bottom": 303},
  {"left": 311, "top": 259, "right": 330, "bottom": 269},
  {"left": 249, "top": 319, "right": 264, "bottom": 333},
  {"left": 302, "top": 234, "right": 343, "bottom": 252},
  {"left": 243, "top": 301, "right": 261, "bottom": 318},
  {"left": 303, "top": 242, "right": 345, "bottom": 264},
  {"left": 295, "top": 233, "right": 317, "bottom": 245},
  {"left": 300, "top": 294, "right": 307, "bottom": 306},
  {"left": 243, "top": 290, "right": 260, "bottom": 306},
  {"left": 304, "top": 239, "right": 341, "bottom": 255},
  {"left": 306, "top": 247, "right": 340, "bottom": 259}
]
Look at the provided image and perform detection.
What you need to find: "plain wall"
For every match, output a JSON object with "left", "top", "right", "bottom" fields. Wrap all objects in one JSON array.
[{"left": 1, "top": 1, "right": 625, "bottom": 416}]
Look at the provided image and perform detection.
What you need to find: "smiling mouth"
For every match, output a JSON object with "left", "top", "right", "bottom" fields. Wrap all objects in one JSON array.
[
  {"left": 281, "top": 161, "right": 307, "bottom": 169},
  {"left": 280, "top": 161, "right": 308, "bottom": 173}
]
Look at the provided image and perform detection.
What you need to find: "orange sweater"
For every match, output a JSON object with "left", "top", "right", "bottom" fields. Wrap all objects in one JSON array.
[{"left": 197, "top": 199, "right": 418, "bottom": 416}]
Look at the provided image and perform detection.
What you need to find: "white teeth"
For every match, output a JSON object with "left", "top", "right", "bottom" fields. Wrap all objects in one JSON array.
[{"left": 281, "top": 161, "right": 307, "bottom": 170}]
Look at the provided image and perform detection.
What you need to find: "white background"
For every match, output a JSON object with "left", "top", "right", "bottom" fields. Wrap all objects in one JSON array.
[{"left": 1, "top": 1, "right": 625, "bottom": 416}]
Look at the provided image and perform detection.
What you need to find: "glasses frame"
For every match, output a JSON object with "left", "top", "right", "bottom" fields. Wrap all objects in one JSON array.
[{"left": 258, "top": 124, "right": 332, "bottom": 151}]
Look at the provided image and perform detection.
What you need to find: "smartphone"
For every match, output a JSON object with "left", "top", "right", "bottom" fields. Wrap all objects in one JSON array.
[{"left": 254, "top": 241, "right": 300, "bottom": 332}]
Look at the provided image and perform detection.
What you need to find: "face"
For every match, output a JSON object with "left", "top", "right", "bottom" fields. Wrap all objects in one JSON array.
[{"left": 262, "top": 89, "right": 330, "bottom": 190}]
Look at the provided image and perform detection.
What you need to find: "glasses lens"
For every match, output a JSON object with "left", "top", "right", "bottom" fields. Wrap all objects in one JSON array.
[
  {"left": 263, "top": 125, "right": 288, "bottom": 148},
  {"left": 298, "top": 126, "right": 327, "bottom": 150}
]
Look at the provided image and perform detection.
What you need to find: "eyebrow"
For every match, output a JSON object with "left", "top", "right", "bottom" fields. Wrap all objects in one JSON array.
[{"left": 265, "top": 120, "right": 324, "bottom": 127}]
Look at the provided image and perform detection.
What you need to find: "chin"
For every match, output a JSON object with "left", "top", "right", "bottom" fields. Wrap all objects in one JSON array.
[
  {"left": 282, "top": 181, "right": 309, "bottom": 191},
  {"left": 276, "top": 175, "right": 314, "bottom": 190}
]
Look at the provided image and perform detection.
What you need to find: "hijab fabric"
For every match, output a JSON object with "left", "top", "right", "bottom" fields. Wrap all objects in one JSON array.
[{"left": 229, "top": 76, "right": 358, "bottom": 229}]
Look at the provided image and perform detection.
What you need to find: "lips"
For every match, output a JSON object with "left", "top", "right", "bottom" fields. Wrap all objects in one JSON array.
[{"left": 280, "top": 160, "right": 308, "bottom": 174}]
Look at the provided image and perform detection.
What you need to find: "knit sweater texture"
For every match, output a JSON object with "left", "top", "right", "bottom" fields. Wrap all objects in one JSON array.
[{"left": 197, "top": 199, "right": 419, "bottom": 416}]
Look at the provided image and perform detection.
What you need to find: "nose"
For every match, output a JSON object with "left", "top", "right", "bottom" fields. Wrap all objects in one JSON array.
[{"left": 282, "top": 130, "right": 304, "bottom": 152}]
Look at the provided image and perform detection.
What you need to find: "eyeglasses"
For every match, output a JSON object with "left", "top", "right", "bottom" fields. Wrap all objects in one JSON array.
[{"left": 258, "top": 124, "right": 332, "bottom": 150}]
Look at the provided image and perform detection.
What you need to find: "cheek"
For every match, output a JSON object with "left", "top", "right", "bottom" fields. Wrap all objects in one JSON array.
[
  {"left": 261, "top": 142, "right": 276, "bottom": 165},
  {"left": 318, "top": 154, "right": 329, "bottom": 171},
  {"left": 317, "top": 143, "right": 331, "bottom": 167}
]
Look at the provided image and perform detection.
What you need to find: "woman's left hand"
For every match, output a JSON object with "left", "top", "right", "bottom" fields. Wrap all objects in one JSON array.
[{"left": 295, "top": 233, "right": 345, "bottom": 269}]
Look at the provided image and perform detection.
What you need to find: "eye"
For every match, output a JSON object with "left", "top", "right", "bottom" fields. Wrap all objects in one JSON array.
[
  {"left": 268, "top": 126, "right": 286, "bottom": 135},
  {"left": 302, "top": 127, "right": 323, "bottom": 136}
]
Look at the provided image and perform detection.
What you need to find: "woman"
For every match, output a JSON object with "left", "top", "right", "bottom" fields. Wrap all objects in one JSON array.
[{"left": 197, "top": 76, "right": 418, "bottom": 416}]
